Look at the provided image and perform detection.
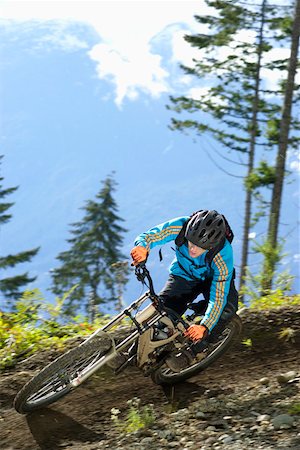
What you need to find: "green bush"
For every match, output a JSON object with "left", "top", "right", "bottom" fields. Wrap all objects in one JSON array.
[
  {"left": 240, "top": 267, "right": 300, "bottom": 310},
  {"left": 250, "top": 292, "right": 300, "bottom": 310},
  {"left": 111, "top": 397, "right": 156, "bottom": 433},
  {"left": 0, "top": 288, "right": 110, "bottom": 370},
  {"left": 287, "top": 403, "right": 300, "bottom": 415}
]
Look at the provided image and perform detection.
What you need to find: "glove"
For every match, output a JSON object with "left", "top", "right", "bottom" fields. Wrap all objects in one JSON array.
[
  {"left": 130, "top": 246, "right": 149, "bottom": 266},
  {"left": 184, "top": 324, "right": 208, "bottom": 342}
]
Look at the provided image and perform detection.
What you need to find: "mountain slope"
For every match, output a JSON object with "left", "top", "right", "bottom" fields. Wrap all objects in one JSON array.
[{"left": 0, "top": 306, "right": 299, "bottom": 450}]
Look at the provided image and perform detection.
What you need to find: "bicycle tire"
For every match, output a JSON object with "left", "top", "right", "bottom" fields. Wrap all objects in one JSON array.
[
  {"left": 151, "top": 315, "right": 242, "bottom": 385},
  {"left": 14, "top": 335, "right": 112, "bottom": 414}
]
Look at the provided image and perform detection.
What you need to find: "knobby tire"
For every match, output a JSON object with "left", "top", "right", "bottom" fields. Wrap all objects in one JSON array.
[
  {"left": 151, "top": 315, "right": 242, "bottom": 385},
  {"left": 14, "top": 336, "right": 112, "bottom": 414}
]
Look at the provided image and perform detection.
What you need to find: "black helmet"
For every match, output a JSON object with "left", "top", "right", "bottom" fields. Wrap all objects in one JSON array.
[{"left": 185, "top": 210, "right": 226, "bottom": 249}]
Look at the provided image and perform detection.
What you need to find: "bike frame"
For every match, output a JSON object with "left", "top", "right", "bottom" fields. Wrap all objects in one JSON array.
[
  {"left": 70, "top": 291, "right": 164, "bottom": 387},
  {"left": 69, "top": 264, "right": 190, "bottom": 388}
]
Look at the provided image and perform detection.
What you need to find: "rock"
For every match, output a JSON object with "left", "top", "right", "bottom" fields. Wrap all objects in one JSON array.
[
  {"left": 259, "top": 377, "right": 270, "bottom": 386},
  {"left": 256, "top": 414, "right": 271, "bottom": 422},
  {"left": 140, "top": 436, "right": 154, "bottom": 445},
  {"left": 194, "top": 411, "right": 206, "bottom": 419},
  {"left": 205, "top": 436, "right": 217, "bottom": 444},
  {"left": 170, "top": 408, "right": 190, "bottom": 420},
  {"left": 218, "top": 433, "right": 233, "bottom": 444},
  {"left": 158, "top": 430, "right": 176, "bottom": 441},
  {"left": 209, "top": 419, "right": 228, "bottom": 429},
  {"left": 277, "top": 371, "right": 297, "bottom": 384},
  {"left": 225, "top": 401, "right": 237, "bottom": 408},
  {"left": 271, "top": 414, "right": 294, "bottom": 430},
  {"left": 168, "top": 443, "right": 180, "bottom": 448},
  {"left": 223, "top": 415, "right": 233, "bottom": 421},
  {"left": 206, "top": 425, "right": 217, "bottom": 432},
  {"left": 242, "top": 417, "right": 255, "bottom": 424}
]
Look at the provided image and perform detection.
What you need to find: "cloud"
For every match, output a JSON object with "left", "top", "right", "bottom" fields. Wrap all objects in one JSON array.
[
  {"left": 288, "top": 149, "right": 300, "bottom": 173},
  {"left": 162, "top": 142, "right": 174, "bottom": 154},
  {"left": 290, "top": 160, "right": 300, "bottom": 172},
  {"left": 88, "top": 41, "right": 170, "bottom": 107},
  {"left": 38, "top": 31, "right": 89, "bottom": 52},
  {"left": 1, "top": 1, "right": 208, "bottom": 106},
  {"left": 3, "top": 1, "right": 295, "bottom": 107},
  {"left": 170, "top": 27, "right": 206, "bottom": 66}
]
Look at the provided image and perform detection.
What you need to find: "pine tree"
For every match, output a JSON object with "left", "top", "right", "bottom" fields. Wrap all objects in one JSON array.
[
  {"left": 262, "top": 0, "right": 300, "bottom": 291},
  {"left": 0, "top": 155, "right": 39, "bottom": 304},
  {"left": 50, "top": 174, "right": 128, "bottom": 321},
  {"left": 167, "top": 0, "right": 298, "bottom": 298}
]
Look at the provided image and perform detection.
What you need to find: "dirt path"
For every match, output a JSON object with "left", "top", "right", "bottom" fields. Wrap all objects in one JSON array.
[{"left": 0, "top": 307, "right": 299, "bottom": 450}]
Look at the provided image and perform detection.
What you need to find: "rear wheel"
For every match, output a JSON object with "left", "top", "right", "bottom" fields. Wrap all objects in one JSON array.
[
  {"left": 14, "top": 335, "right": 112, "bottom": 414},
  {"left": 151, "top": 315, "right": 242, "bottom": 385}
]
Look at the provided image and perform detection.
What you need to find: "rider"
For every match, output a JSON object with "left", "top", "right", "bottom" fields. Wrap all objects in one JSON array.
[{"left": 130, "top": 210, "right": 239, "bottom": 344}]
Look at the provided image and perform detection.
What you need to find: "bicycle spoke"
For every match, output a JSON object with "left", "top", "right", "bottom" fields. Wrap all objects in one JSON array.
[
  {"left": 159, "top": 325, "right": 233, "bottom": 379},
  {"left": 26, "top": 348, "right": 106, "bottom": 406}
]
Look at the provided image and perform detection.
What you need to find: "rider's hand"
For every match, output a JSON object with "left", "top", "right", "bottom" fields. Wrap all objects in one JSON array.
[
  {"left": 184, "top": 324, "right": 208, "bottom": 342},
  {"left": 130, "top": 246, "right": 149, "bottom": 266}
]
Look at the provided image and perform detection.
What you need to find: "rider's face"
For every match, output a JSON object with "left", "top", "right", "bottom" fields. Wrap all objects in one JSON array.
[{"left": 187, "top": 241, "right": 206, "bottom": 258}]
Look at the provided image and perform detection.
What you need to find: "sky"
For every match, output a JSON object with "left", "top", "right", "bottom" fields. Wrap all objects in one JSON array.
[
  {"left": 1, "top": 1, "right": 209, "bottom": 107},
  {"left": 0, "top": 0, "right": 299, "bottom": 310},
  {"left": 2, "top": 1, "right": 297, "bottom": 108}
]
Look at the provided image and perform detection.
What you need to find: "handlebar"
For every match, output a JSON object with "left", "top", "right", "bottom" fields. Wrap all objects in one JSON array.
[
  {"left": 134, "top": 263, "right": 156, "bottom": 298},
  {"left": 134, "top": 263, "right": 189, "bottom": 330}
]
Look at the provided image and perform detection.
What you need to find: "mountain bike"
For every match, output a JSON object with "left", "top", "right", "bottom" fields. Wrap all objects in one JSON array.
[{"left": 14, "top": 264, "right": 242, "bottom": 414}]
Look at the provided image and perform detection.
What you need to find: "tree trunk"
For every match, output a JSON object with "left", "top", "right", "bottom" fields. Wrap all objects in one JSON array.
[
  {"left": 262, "top": 0, "right": 300, "bottom": 292},
  {"left": 239, "top": 0, "right": 266, "bottom": 300},
  {"left": 88, "top": 289, "right": 97, "bottom": 324}
]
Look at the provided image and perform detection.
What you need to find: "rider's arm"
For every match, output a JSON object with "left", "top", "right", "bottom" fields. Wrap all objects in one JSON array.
[
  {"left": 200, "top": 241, "right": 234, "bottom": 332},
  {"left": 134, "top": 216, "right": 189, "bottom": 252}
]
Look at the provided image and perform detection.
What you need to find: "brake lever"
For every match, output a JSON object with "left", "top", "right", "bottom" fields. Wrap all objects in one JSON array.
[{"left": 134, "top": 264, "right": 147, "bottom": 282}]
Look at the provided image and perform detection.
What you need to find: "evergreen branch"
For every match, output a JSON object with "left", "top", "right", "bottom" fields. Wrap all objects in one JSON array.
[
  {"left": 0, "top": 213, "right": 13, "bottom": 224},
  {"left": 0, "top": 187, "right": 18, "bottom": 197},
  {"left": 202, "top": 145, "right": 245, "bottom": 178},
  {"left": 0, "top": 248, "right": 40, "bottom": 269},
  {"left": 204, "top": 136, "right": 248, "bottom": 166},
  {"left": 0, "top": 273, "right": 37, "bottom": 298}
]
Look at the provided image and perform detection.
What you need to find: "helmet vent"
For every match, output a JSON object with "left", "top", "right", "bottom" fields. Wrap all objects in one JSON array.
[
  {"left": 185, "top": 209, "right": 226, "bottom": 249},
  {"left": 215, "top": 230, "right": 222, "bottom": 240},
  {"left": 199, "top": 229, "right": 206, "bottom": 238}
]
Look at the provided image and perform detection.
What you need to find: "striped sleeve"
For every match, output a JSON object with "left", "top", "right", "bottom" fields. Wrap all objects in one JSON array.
[
  {"left": 200, "top": 243, "right": 233, "bottom": 332},
  {"left": 134, "top": 216, "right": 188, "bottom": 251}
]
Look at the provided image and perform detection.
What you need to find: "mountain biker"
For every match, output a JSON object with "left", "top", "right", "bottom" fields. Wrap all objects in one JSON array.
[{"left": 130, "top": 210, "right": 239, "bottom": 344}]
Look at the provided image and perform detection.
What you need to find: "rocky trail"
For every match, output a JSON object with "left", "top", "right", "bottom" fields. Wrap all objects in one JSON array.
[{"left": 0, "top": 306, "right": 300, "bottom": 450}]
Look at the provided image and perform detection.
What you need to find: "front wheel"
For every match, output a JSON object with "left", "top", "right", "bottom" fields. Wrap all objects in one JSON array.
[
  {"left": 14, "top": 335, "right": 112, "bottom": 414},
  {"left": 151, "top": 315, "right": 242, "bottom": 385}
]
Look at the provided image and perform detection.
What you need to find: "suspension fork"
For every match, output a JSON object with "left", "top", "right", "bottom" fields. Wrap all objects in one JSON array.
[
  {"left": 83, "top": 292, "right": 151, "bottom": 344},
  {"left": 70, "top": 293, "right": 163, "bottom": 387}
]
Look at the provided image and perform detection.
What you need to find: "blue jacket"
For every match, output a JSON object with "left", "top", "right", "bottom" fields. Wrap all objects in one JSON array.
[{"left": 134, "top": 216, "right": 235, "bottom": 332}]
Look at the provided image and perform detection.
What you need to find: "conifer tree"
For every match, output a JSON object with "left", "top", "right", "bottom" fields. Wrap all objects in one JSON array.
[
  {"left": 0, "top": 155, "right": 39, "bottom": 304},
  {"left": 262, "top": 0, "right": 300, "bottom": 291},
  {"left": 167, "top": 0, "right": 298, "bottom": 298},
  {"left": 50, "top": 174, "right": 128, "bottom": 320}
]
